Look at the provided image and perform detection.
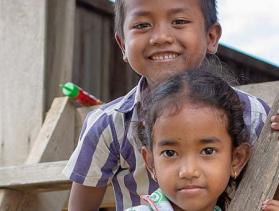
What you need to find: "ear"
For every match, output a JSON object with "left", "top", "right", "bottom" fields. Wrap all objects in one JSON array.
[
  {"left": 115, "top": 32, "right": 128, "bottom": 62},
  {"left": 206, "top": 23, "right": 222, "bottom": 54},
  {"left": 231, "top": 143, "right": 251, "bottom": 178},
  {"left": 141, "top": 146, "right": 156, "bottom": 180}
]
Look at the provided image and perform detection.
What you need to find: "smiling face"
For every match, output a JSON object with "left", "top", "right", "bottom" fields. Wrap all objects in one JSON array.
[
  {"left": 150, "top": 104, "right": 233, "bottom": 211},
  {"left": 115, "top": 0, "right": 221, "bottom": 85}
]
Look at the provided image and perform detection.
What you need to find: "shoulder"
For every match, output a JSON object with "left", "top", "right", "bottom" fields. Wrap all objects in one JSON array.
[
  {"left": 79, "top": 86, "right": 138, "bottom": 142},
  {"left": 234, "top": 88, "right": 270, "bottom": 115}
]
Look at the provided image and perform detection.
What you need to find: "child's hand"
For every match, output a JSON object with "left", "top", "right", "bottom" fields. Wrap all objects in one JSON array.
[
  {"left": 271, "top": 113, "right": 279, "bottom": 131},
  {"left": 262, "top": 199, "right": 279, "bottom": 211}
]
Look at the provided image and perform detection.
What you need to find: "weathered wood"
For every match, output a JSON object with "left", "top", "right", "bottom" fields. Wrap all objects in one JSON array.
[
  {"left": 23, "top": 96, "right": 75, "bottom": 211},
  {"left": 0, "top": 160, "right": 115, "bottom": 208},
  {"left": 26, "top": 97, "right": 75, "bottom": 163},
  {"left": 237, "top": 81, "right": 279, "bottom": 107},
  {"left": 74, "top": 7, "right": 104, "bottom": 100},
  {"left": 0, "top": 97, "right": 75, "bottom": 210},
  {"left": 228, "top": 92, "right": 279, "bottom": 210},
  {"left": 0, "top": 161, "right": 69, "bottom": 192},
  {"left": 78, "top": 0, "right": 113, "bottom": 15},
  {"left": 101, "top": 16, "right": 112, "bottom": 102},
  {"left": 45, "top": 0, "right": 76, "bottom": 111}
]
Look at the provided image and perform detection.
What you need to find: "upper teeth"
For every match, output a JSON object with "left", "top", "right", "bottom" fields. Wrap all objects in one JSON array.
[{"left": 152, "top": 53, "right": 178, "bottom": 61}]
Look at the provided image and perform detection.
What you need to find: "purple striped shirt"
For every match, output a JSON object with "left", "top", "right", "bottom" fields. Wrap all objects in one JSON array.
[{"left": 63, "top": 79, "right": 270, "bottom": 210}]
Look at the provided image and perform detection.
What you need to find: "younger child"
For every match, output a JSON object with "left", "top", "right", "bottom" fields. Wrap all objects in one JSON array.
[{"left": 126, "top": 69, "right": 279, "bottom": 211}]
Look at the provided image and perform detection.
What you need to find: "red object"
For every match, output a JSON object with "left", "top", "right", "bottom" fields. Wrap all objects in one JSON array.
[{"left": 61, "top": 82, "right": 102, "bottom": 106}]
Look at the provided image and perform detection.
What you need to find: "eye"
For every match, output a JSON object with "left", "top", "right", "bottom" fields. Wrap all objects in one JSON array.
[
  {"left": 201, "top": 147, "right": 216, "bottom": 155},
  {"left": 162, "top": 150, "right": 177, "bottom": 157},
  {"left": 172, "top": 19, "right": 191, "bottom": 25},
  {"left": 132, "top": 22, "right": 151, "bottom": 30}
]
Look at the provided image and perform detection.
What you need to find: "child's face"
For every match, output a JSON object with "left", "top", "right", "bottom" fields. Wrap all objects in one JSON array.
[
  {"left": 115, "top": 0, "right": 221, "bottom": 85},
  {"left": 149, "top": 105, "right": 234, "bottom": 211}
]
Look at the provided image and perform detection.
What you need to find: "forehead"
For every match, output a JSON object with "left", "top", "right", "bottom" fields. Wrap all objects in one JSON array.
[
  {"left": 123, "top": 0, "right": 203, "bottom": 18},
  {"left": 152, "top": 104, "right": 230, "bottom": 146}
]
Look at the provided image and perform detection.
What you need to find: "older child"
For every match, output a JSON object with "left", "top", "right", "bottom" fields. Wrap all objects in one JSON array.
[
  {"left": 126, "top": 69, "right": 279, "bottom": 211},
  {"left": 64, "top": 0, "right": 279, "bottom": 210}
]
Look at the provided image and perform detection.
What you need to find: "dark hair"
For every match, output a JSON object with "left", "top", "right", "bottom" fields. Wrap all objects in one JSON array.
[
  {"left": 139, "top": 67, "right": 248, "bottom": 210},
  {"left": 114, "top": 0, "right": 218, "bottom": 39},
  {"left": 140, "top": 68, "right": 248, "bottom": 150}
]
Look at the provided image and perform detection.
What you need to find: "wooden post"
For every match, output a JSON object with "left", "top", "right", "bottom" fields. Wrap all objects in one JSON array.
[{"left": 228, "top": 92, "right": 279, "bottom": 210}]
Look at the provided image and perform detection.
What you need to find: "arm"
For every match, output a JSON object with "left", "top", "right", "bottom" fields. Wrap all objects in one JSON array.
[
  {"left": 68, "top": 182, "right": 107, "bottom": 211},
  {"left": 262, "top": 199, "right": 279, "bottom": 211}
]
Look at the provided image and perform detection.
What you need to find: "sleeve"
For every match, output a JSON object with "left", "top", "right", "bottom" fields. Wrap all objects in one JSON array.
[
  {"left": 236, "top": 89, "right": 270, "bottom": 145},
  {"left": 63, "top": 108, "right": 121, "bottom": 187}
]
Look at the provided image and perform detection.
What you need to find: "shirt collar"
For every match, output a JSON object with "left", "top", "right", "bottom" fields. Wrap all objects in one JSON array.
[{"left": 116, "top": 77, "right": 147, "bottom": 113}]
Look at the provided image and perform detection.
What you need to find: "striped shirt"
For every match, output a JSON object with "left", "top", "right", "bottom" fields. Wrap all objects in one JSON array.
[{"left": 63, "top": 78, "right": 270, "bottom": 210}]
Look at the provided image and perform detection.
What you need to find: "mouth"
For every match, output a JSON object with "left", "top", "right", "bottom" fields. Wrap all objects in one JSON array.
[
  {"left": 149, "top": 52, "right": 179, "bottom": 62},
  {"left": 177, "top": 185, "right": 206, "bottom": 195}
]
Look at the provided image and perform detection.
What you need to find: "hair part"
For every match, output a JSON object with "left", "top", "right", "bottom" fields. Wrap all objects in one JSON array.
[
  {"left": 139, "top": 67, "right": 248, "bottom": 151},
  {"left": 114, "top": 0, "right": 218, "bottom": 39}
]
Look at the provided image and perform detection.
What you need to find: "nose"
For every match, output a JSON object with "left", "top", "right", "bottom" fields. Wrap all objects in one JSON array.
[
  {"left": 178, "top": 158, "right": 201, "bottom": 179},
  {"left": 149, "top": 24, "right": 174, "bottom": 46}
]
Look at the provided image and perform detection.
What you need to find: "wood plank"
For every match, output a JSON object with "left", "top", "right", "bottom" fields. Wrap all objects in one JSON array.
[
  {"left": 0, "top": 161, "right": 69, "bottom": 192},
  {"left": 237, "top": 80, "right": 279, "bottom": 106},
  {"left": 26, "top": 97, "right": 75, "bottom": 163},
  {"left": 44, "top": 0, "right": 76, "bottom": 111},
  {"left": 23, "top": 96, "right": 75, "bottom": 211},
  {"left": 78, "top": 0, "right": 113, "bottom": 15},
  {"left": 101, "top": 16, "right": 112, "bottom": 102},
  {"left": 228, "top": 92, "right": 279, "bottom": 210},
  {"left": 0, "top": 160, "right": 115, "bottom": 207},
  {"left": 74, "top": 7, "right": 103, "bottom": 100}
]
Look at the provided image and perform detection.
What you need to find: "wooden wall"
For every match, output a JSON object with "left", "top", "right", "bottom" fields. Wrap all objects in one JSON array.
[
  {"left": 73, "top": 0, "right": 139, "bottom": 103},
  {"left": 217, "top": 45, "right": 279, "bottom": 84}
]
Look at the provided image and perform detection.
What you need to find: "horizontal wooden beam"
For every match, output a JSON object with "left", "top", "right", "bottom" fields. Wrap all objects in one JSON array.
[
  {"left": 0, "top": 161, "right": 69, "bottom": 192},
  {"left": 0, "top": 160, "right": 115, "bottom": 207}
]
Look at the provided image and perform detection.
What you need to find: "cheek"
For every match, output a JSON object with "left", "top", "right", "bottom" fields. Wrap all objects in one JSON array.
[{"left": 206, "top": 158, "right": 232, "bottom": 191}]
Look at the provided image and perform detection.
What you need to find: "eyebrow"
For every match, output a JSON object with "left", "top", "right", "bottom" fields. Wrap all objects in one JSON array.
[
  {"left": 200, "top": 137, "right": 222, "bottom": 144},
  {"left": 157, "top": 137, "right": 222, "bottom": 147},
  {"left": 157, "top": 139, "right": 178, "bottom": 147}
]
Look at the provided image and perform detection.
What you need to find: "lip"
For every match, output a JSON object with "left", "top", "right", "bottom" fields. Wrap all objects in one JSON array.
[{"left": 177, "top": 185, "right": 206, "bottom": 196}]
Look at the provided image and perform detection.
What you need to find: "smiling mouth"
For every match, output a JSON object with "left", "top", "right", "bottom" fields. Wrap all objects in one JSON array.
[{"left": 150, "top": 53, "right": 179, "bottom": 61}]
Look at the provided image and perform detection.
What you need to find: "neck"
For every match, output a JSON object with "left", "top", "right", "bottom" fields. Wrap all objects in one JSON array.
[{"left": 171, "top": 202, "right": 219, "bottom": 211}]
